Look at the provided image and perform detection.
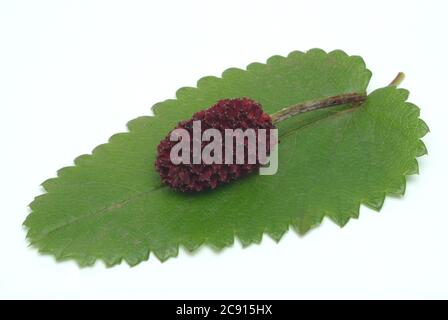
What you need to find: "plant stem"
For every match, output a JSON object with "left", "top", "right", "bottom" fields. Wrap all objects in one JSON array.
[
  {"left": 270, "top": 72, "right": 405, "bottom": 124},
  {"left": 388, "top": 72, "right": 405, "bottom": 87},
  {"left": 271, "top": 93, "right": 366, "bottom": 124}
]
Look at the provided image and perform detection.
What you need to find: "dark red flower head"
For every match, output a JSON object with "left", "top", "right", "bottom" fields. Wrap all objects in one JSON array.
[{"left": 155, "top": 98, "right": 276, "bottom": 192}]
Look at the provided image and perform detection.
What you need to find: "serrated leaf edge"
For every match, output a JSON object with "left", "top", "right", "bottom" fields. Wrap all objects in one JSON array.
[{"left": 24, "top": 50, "right": 427, "bottom": 268}]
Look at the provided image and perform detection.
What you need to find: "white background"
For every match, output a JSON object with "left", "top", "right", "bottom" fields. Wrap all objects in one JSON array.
[{"left": 1, "top": 0, "right": 447, "bottom": 299}]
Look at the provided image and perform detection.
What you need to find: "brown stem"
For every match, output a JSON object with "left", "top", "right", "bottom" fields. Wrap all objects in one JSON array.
[
  {"left": 270, "top": 72, "right": 405, "bottom": 124},
  {"left": 271, "top": 93, "right": 366, "bottom": 124},
  {"left": 388, "top": 72, "right": 405, "bottom": 87}
]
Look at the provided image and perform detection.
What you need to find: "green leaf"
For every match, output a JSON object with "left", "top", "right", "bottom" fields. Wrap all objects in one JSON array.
[{"left": 24, "top": 49, "right": 428, "bottom": 267}]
